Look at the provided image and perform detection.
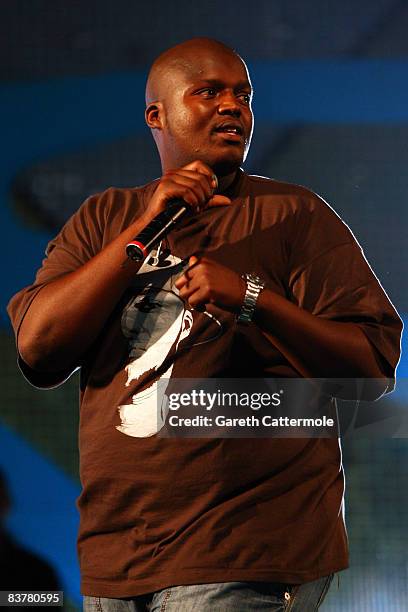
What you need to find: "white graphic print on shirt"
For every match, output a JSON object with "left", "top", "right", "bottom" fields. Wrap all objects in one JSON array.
[{"left": 117, "top": 254, "right": 192, "bottom": 438}]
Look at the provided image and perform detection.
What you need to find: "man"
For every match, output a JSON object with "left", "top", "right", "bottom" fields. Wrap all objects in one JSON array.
[{"left": 8, "top": 38, "right": 402, "bottom": 611}]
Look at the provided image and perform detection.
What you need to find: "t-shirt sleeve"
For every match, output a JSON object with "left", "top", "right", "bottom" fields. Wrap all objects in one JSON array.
[
  {"left": 287, "top": 191, "right": 403, "bottom": 390},
  {"left": 7, "top": 191, "right": 106, "bottom": 388}
]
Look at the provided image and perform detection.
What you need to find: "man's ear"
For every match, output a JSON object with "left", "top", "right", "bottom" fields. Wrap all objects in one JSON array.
[{"left": 145, "top": 102, "right": 164, "bottom": 130}]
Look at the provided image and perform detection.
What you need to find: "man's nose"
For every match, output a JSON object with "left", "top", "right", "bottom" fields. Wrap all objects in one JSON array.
[{"left": 217, "top": 91, "right": 241, "bottom": 116}]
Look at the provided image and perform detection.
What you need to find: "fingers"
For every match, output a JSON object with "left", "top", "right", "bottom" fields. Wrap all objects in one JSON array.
[
  {"left": 171, "top": 161, "right": 222, "bottom": 209},
  {"left": 207, "top": 194, "right": 232, "bottom": 207},
  {"left": 175, "top": 256, "right": 199, "bottom": 293},
  {"left": 163, "top": 169, "right": 215, "bottom": 206},
  {"left": 176, "top": 255, "right": 201, "bottom": 283},
  {"left": 175, "top": 257, "right": 198, "bottom": 291},
  {"left": 175, "top": 257, "right": 244, "bottom": 314},
  {"left": 185, "top": 162, "right": 219, "bottom": 196},
  {"left": 182, "top": 160, "right": 216, "bottom": 182},
  {"left": 147, "top": 159, "right": 231, "bottom": 218},
  {"left": 164, "top": 171, "right": 230, "bottom": 209},
  {"left": 178, "top": 282, "right": 208, "bottom": 310},
  {"left": 175, "top": 256, "right": 212, "bottom": 310},
  {"left": 187, "top": 255, "right": 199, "bottom": 268}
]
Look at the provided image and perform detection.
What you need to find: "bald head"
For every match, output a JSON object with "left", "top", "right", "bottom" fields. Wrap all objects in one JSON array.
[
  {"left": 145, "top": 38, "right": 244, "bottom": 106},
  {"left": 144, "top": 37, "right": 253, "bottom": 175}
]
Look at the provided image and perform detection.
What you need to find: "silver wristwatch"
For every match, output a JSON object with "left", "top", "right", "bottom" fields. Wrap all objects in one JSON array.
[{"left": 237, "top": 273, "right": 265, "bottom": 324}]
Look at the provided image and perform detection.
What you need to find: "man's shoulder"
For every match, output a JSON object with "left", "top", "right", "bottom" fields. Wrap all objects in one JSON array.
[
  {"left": 245, "top": 172, "right": 318, "bottom": 199},
  {"left": 86, "top": 179, "right": 159, "bottom": 208},
  {"left": 243, "top": 172, "right": 334, "bottom": 214},
  {"left": 77, "top": 179, "right": 160, "bottom": 222}
]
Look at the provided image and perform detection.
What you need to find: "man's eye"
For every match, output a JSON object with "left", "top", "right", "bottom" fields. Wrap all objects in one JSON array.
[
  {"left": 240, "top": 93, "right": 252, "bottom": 104},
  {"left": 200, "top": 88, "right": 216, "bottom": 96}
]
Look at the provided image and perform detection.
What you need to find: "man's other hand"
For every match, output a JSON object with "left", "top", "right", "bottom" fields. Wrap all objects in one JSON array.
[{"left": 175, "top": 255, "right": 245, "bottom": 313}]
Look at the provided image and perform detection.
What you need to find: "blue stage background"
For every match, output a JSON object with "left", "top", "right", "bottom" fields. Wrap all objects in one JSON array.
[{"left": 1, "top": 2, "right": 407, "bottom": 609}]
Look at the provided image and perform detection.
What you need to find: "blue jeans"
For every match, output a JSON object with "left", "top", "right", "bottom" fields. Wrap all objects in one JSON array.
[{"left": 83, "top": 574, "right": 334, "bottom": 611}]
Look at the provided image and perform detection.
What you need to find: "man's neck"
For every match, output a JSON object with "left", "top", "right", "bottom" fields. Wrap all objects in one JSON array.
[
  {"left": 159, "top": 161, "right": 240, "bottom": 195},
  {"left": 216, "top": 168, "right": 241, "bottom": 194}
]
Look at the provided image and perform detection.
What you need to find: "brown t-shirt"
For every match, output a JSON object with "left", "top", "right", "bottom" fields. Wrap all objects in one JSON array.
[{"left": 7, "top": 170, "right": 402, "bottom": 597}]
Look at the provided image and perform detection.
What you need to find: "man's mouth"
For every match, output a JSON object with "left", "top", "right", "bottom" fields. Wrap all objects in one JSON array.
[{"left": 213, "top": 122, "right": 244, "bottom": 142}]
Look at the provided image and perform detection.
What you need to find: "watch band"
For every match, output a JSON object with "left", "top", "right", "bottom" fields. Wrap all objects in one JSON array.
[{"left": 237, "top": 273, "right": 265, "bottom": 324}]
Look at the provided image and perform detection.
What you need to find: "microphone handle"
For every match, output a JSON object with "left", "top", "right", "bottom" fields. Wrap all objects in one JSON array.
[{"left": 126, "top": 200, "right": 189, "bottom": 262}]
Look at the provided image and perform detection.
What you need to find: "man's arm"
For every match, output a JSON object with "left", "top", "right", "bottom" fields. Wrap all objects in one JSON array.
[
  {"left": 254, "top": 287, "right": 386, "bottom": 380},
  {"left": 15, "top": 162, "right": 230, "bottom": 373},
  {"left": 17, "top": 212, "right": 150, "bottom": 372},
  {"left": 175, "top": 255, "right": 397, "bottom": 387}
]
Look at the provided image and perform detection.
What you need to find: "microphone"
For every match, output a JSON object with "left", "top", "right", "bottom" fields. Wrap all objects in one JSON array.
[{"left": 126, "top": 199, "right": 189, "bottom": 262}]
